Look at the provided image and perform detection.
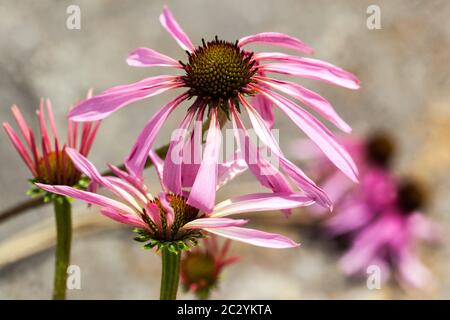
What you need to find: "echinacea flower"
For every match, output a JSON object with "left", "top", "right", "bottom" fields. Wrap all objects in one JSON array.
[
  {"left": 340, "top": 178, "right": 441, "bottom": 290},
  {"left": 36, "top": 148, "right": 314, "bottom": 249},
  {"left": 294, "top": 133, "right": 441, "bottom": 290},
  {"left": 68, "top": 5, "right": 360, "bottom": 213},
  {"left": 2, "top": 92, "right": 101, "bottom": 192},
  {"left": 181, "top": 235, "right": 238, "bottom": 299}
]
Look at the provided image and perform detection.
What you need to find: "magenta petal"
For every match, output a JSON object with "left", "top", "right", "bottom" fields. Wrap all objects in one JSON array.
[
  {"left": 68, "top": 76, "right": 182, "bottom": 121},
  {"left": 148, "top": 149, "right": 165, "bottom": 191},
  {"left": 126, "top": 47, "right": 181, "bottom": 68},
  {"left": 256, "top": 77, "right": 352, "bottom": 132},
  {"left": 261, "top": 62, "right": 360, "bottom": 90},
  {"left": 163, "top": 109, "right": 196, "bottom": 195},
  {"left": 237, "top": 98, "right": 331, "bottom": 207},
  {"left": 35, "top": 183, "right": 135, "bottom": 216},
  {"left": 187, "top": 109, "right": 222, "bottom": 213},
  {"left": 125, "top": 93, "right": 187, "bottom": 178},
  {"left": 250, "top": 94, "right": 275, "bottom": 130},
  {"left": 238, "top": 32, "right": 314, "bottom": 54},
  {"left": 204, "top": 226, "right": 300, "bottom": 248},
  {"left": 100, "top": 207, "right": 146, "bottom": 228},
  {"left": 65, "top": 148, "right": 108, "bottom": 186},
  {"left": 258, "top": 89, "right": 359, "bottom": 183},
  {"left": 216, "top": 153, "right": 247, "bottom": 190},
  {"left": 183, "top": 218, "right": 248, "bottom": 229},
  {"left": 159, "top": 5, "right": 195, "bottom": 52},
  {"left": 212, "top": 192, "right": 314, "bottom": 217}
]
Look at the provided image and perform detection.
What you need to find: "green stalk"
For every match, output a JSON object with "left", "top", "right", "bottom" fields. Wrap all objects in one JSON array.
[
  {"left": 52, "top": 196, "right": 72, "bottom": 300},
  {"left": 159, "top": 247, "right": 181, "bottom": 300}
]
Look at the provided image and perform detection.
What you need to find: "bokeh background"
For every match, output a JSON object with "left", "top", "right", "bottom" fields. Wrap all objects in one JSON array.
[{"left": 0, "top": 0, "right": 449, "bottom": 299}]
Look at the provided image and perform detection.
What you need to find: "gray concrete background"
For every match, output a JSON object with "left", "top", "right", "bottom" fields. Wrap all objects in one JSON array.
[{"left": 0, "top": 0, "right": 449, "bottom": 299}]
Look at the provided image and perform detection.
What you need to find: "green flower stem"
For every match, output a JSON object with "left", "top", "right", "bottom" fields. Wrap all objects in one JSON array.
[
  {"left": 52, "top": 196, "right": 72, "bottom": 300},
  {"left": 160, "top": 247, "right": 181, "bottom": 300}
]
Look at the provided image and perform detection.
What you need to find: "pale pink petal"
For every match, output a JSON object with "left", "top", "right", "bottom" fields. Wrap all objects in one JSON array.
[
  {"left": 238, "top": 32, "right": 314, "bottom": 54},
  {"left": 183, "top": 218, "right": 248, "bottom": 229},
  {"left": 257, "top": 88, "right": 359, "bottom": 182},
  {"left": 65, "top": 148, "right": 108, "bottom": 186},
  {"left": 187, "top": 108, "right": 222, "bottom": 213},
  {"left": 204, "top": 226, "right": 300, "bottom": 248},
  {"left": 260, "top": 64, "right": 360, "bottom": 90},
  {"left": 256, "top": 52, "right": 360, "bottom": 89},
  {"left": 159, "top": 192, "right": 175, "bottom": 229},
  {"left": 68, "top": 76, "right": 183, "bottom": 121},
  {"left": 100, "top": 207, "right": 147, "bottom": 228},
  {"left": 3, "top": 123, "right": 37, "bottom": 176},
  {"left": 216, "top": 153, "right": 248, "bottom": 190},
  {"left": 126, "top": 47, "right": 181, "bottom": 68},
  {"left": 163, "top": 108, "right": 196, "bottom": 195},
  {"left": 148, "top": 149, "right": 165, "bottom": 191},
  {"left": 395, "top": 247, "right": 434, "bottom": 290},
  {"left": 255, "top": 76, "right": 351, "bottom": 132},
  {"left": 212, "top": 192, "right": 313, "bottom": 217},
  {"left": 159, "top": 6, "right": 195, "bottom": 52},
  {"left": 125, "top": 93, "right": 188, "bottom": 177},
  {"left": 235, "top": 97, "right": 331, "bottom": 207},
  {"left": 250, "top": 94, "right": 275, "bottom": 130},
  {"left": 35, "top": 183, "right": 136, "bottom": 216}
]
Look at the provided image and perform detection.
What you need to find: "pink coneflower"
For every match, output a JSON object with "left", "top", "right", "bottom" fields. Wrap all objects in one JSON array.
[
  {"left": 181, "top": 235, "right": 239, "bottom": 299},
  {"left": 36, "top": 148, "right": 314, "bottom": 249},
  {"left": 67, "top": 5, "right": 360, "bottom": 213},
  {"left": 341, "top": 178, "right": 441, "bottom": 290},
  {"left": 294, "top": 133, "right": 441, "bottom": 290},
  {"left": 3, "top": 92, "right": 100, "bottom": 188}
]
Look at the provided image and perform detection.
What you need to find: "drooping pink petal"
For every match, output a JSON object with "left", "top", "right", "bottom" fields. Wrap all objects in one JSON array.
[
  {"left": 204, "top": 226, "right": 300, "bottom": 248},
  {"left": 395, "top": 247, "right": 434, "bottom": 290},
  {"left": 183, "top": 218, "right": 248, "bottom": 229},
  {"left": 65, "top": 148, "right": 109, "bottom": 186},
  {"left": 159, "top": 5, "right": 195, "bottom": 52},
  {"left": 100, "top": 207, "right": 147, "bottom": 228},
  {"left": 2, "top": 123, "right": 37, "bottom": 176},
  {"left": 238, "top": 32, "right": 314, "bottom": 54},
  {"left": 187, "top": 108, "right": 222, "bottom": 213},
  {"left": 255, "top": 52, "right": 361, "bottom": 89},
  {"left": 212, "top": 192, "right": 313, "bottom": 217},
  {"left": 216, "top": 153, "right": 248, "bottom": 190},
  {"left": 125, "top": 93, "right": 188, "bottom": 178},
  {"left": 230, "top": 103, "right": 294, "bottom": 196},
  {"left": 181, "top": 105, "right": 205, "bottom": 188},
  {"left": 235, "top": 97, "right": 331, "bottom": 208},
  {"left": 256, "top": 88, "right": 359, "bottom": 182},
  {"left": 126, "top": 47, "right": 182, "bottom": 68},
  {"left": 250, "top": 94, "right": 275, "bottom": 130},
  {"left": 163, "top": 108, "right": 196, "bottom": 195},
  {"left": 35, "top": 183, "right": 136, "bottom": 216},
  {"left": 260, "top": 62, "right": 360, "bottom": 90},
  {"left": 255, "top": 76, "right": 351, "bottom": 132},
  {"left": 68, "top": 76, "right": 183, "bottom": 121},
  {"left": 144, "top": 202, "right": 162, "bottom": 229},
  {"left": 159, "top": 192, "right": 175, "bottom": 230}
]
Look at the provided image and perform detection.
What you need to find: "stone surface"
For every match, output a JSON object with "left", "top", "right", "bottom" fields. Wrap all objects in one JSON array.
[{"left": 0, "top": 0, "right": 449, "bottom": 299}]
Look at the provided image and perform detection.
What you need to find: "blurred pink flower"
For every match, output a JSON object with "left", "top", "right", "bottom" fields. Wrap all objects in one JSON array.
[
  {"left": 181, "top": 235, "right": 239, "bottom": 299},
  {"left": 2, "top": 92, "right": 100, "bottom": 186},
  {"left": 67, "top": 5, "right": 360, "bottom": 213},
  {"left": 294, "top": 133, "right": 441, "bottom": 290},
  {"left": 36, "top": 148, "right": 314, "bottom": 249}
]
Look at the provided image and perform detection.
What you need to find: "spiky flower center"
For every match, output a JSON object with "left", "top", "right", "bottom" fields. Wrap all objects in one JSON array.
[
  {"left": 397, "top": 180, "right": 426, "bottom": 214},
  {"left": 182, "top": 37, "right": 257, "bottom": 102},
  {"left": 37, "top": 151, "right": 77, "bottom": 185},
  {"left": 142, "top": 194, "right": 201, "bottom": 242},
  {"left": 366, "top": 133, "right": 395, "bottom": 167}
]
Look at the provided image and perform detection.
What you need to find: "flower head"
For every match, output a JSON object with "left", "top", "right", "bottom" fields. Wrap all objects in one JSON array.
[
  {"left": 181, "top": 235, "right": 238, "bottom": 299},
  {"left": 2, "top": 92, "right": 100, "bottom": 195},
  {"left": 295, "top": 133, "right": 441, "bottom": 290},
  {"left": 36, "top": 148, "right": 313, "bottom": 250},
  {"left": 68, "top": 5, "right": 359, "bottom": 213}
]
